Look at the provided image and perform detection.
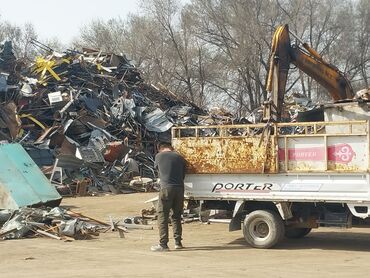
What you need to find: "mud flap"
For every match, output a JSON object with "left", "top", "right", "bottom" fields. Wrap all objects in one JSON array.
[{"left": 229, "top": 201, "right": 245, "bottom": 231}]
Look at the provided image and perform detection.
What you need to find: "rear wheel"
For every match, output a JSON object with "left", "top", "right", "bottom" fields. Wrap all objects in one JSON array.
[
  {"left": 285, "top": 228, "right": 311, "bottom": 239},
  {"left": 243, "top": 210, "right": 285, "bottom": 249}
]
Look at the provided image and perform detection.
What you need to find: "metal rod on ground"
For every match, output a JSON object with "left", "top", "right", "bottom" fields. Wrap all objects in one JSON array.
[
  {"left": 208, "top": 219, "right": 231, "bottom": 224},
  {"left": 122, "top": 223, "right": 153, "bottom": 230},
  {"left": 67, "top": 210, "right": 110, "bottom": 226},
  {"left": 42, "top": 224, "right": 62, "bottom": 233},
  {"left": 183, "top": 217, "right": 200, "bottom": 223}
]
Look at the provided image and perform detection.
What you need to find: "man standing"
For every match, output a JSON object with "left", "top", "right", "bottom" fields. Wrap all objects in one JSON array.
[{"left": 151, "top": 142, "right": 186, "bottom": 252}]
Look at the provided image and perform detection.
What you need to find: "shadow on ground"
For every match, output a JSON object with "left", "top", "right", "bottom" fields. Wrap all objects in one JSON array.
[
  {"left": 178, "top": 244, "right": 249, "bottom": 252},
  {"left": 225, "top": 231, "right": 370, "bottom": 252}
]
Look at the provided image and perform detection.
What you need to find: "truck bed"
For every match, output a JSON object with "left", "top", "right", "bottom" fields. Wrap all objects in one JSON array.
[
  {"left": 172, "top": 121, "right": 370, "bottom": 204},
  {"left": 173, "top": 120, "right": 369, "bottom": 174}
]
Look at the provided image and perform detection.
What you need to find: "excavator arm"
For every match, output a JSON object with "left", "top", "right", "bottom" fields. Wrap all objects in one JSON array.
[{"left": 265, "top": 24, "right": 354, "bottom": 121}]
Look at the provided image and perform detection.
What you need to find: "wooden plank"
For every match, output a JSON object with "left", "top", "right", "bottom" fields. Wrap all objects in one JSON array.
[
  {"left": 116, "top": 226, "right": 127, "bottom": 238},
  {"left": 35, "top": 229, "right": 62, "bottom": 240},
  {"left": 67, "top": 210, "right": 110, "bottom": 226}
]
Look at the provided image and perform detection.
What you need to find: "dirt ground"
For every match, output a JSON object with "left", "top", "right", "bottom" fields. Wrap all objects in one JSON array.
[{"left": 1, "top": 194, "right": 370, "bottom": 278}]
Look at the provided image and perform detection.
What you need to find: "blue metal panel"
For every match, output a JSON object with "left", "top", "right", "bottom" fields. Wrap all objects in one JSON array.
[{"left": 0, "top": 143, "right": 62, "bottom": 209}]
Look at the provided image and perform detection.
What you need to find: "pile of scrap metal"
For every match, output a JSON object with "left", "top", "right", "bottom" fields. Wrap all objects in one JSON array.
[
  {"left": 0, "top": 41, "right": 209, "bottom": 195},
  {"left": 0, "top": 207, "right": 112, "bottom": 240},
  {"left": 244, "top": 92, "right": 318, "bottom": 125}
]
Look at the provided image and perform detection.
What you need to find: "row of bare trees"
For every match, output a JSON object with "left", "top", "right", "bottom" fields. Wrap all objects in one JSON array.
[
  {"left": 0, "top": 17, "right": 64, "bottom": 64},
  {"left": 76, "top": 0, "right": 369, "bottom": 116},
  {"left": 0, "top": 1, "right": 368, "bottom": 115},
  {"left": 0, "top": 19, "right": 38, "bottom": 61}
]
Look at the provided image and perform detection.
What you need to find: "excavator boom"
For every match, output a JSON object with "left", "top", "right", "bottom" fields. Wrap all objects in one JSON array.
[{"left": 265, "top": 24, "right": 354, "bottom": 121}]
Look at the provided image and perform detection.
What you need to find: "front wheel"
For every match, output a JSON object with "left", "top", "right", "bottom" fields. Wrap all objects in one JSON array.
[
  {"left": 285, "top": 228, "right": 311, "bottom": 239},
  {"left": 243, "top": 210, "right": 285, "bottom": 249}
]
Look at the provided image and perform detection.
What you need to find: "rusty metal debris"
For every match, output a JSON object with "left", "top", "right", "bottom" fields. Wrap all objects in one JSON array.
[
  {"left": 0, "top": 207, "right": 112, "bottom": 240},
  {"left": 0, "top": 41, "right": 212, "bottom": 195},
  {"left": 172, "top": 124, "right": 277, "bottom": 174}
]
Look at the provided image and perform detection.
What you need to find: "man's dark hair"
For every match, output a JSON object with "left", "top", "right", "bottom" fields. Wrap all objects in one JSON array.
[{"left": 158, "top": 142, "right": 173, "bottom": 151}]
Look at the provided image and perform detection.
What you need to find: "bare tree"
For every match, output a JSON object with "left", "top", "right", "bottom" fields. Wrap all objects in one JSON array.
[
  {"left": 353, "top": 0, "right": 370, "bottom": 89},
  {"left": 140, "top": 0, "right": 212, "bottom": 105},
  {"left": 76, "top": 18, "right": 127, "bottom": 53},
  {"left": 0, "top": 19, "right": 38, "bottom": 60},
  {"left": 74, "top": 0, "right": 369, "bottom": 113},
  {"left": 187, "top": 0, "right": 280, "bottom": 115}
]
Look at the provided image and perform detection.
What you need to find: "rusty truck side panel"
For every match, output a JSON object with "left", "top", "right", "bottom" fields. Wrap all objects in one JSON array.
[
  {"left": 173, "top": 136, "right": 277, "bottom": 174},
  {"left": 172, "top": 121, "right": 370, "bottom": 174},
  {"left": 172, "top": 124, "right": 277, "bottom": 174}
]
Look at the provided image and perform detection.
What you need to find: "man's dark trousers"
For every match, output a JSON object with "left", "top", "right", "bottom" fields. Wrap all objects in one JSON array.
[{"left": 157, "top": 187, "right": 184, "bottom": 247}]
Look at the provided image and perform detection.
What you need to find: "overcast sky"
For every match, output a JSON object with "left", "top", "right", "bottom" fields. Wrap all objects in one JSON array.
[{"left": 0, "top": 0, "right": 140, "bottom": 44}]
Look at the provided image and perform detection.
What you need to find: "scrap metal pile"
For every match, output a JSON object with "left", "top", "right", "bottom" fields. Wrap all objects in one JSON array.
[
  {"left": 0, "top": 207, "right": 109, "bottom": 240},
  {"left": 0, "top": 41, "right": 211, "bottom": 195},
  {"left": 0, "top": 206, "right": 158, "bottom": 241}
]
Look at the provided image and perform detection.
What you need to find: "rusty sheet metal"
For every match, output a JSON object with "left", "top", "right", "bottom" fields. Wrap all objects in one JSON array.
[
  {"left": 0, "top": 101, "right": 21, "bottom": 139},
  {"left": 103, "top": 141, "right": 129, "bottom": 162},
  {"left": 173, "top": 136, "right": 277, "bottom": 174}
]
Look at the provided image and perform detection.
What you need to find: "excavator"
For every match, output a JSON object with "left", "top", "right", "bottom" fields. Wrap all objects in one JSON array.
[{"left": 265, "top": 24, "right": 354, "bottom": 121}]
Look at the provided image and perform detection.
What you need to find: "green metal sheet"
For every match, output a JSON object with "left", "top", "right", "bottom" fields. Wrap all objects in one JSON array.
[{"left": 0, "top": 143, "right": 61, "bottom": 209}]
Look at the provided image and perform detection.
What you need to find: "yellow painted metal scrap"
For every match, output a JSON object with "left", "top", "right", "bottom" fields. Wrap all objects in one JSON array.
[
  {"left": 19, "top": 114, "right": 46, "bottom": 130},
  {"left": 34, "top": 57, "right": 61, "bottom": 82}
]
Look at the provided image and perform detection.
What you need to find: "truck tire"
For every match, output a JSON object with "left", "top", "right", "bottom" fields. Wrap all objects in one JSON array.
[
  {"left": 285, "top": 228, "right": 311, "bottom": 239},
  {"left": 243, "top": 210, "right": 285, "bottom": 249}
]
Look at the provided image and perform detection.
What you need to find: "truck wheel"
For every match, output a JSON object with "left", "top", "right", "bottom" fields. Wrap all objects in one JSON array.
[
  {"left": 243, "top": 210, "right": 285, "bottom": 249},
  {"left": 285, "top": 228, "right": 311, "bottom": 239}
]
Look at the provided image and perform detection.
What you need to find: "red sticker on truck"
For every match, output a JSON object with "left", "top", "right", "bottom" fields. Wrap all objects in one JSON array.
[{"left": 278, "top": 143, "right": 355, "bottom": 164}]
